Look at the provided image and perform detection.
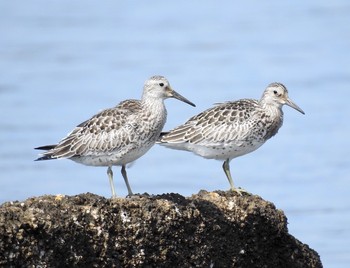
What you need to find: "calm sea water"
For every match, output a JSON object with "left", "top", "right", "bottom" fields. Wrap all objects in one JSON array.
[{"left": 1, "top": 1, "right": 350, "bottom": 266}]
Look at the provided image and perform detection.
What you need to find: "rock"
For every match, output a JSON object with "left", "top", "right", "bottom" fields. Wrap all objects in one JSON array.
[{"left": 0, "top": 191, "right": 322, "bottom": 267}]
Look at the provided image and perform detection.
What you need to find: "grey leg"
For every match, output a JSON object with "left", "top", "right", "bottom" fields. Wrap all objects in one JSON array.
[
  {"left": 223, "top": 159, "right": 235, "bottom": 190},
  {"left": 121, "top": 165, "right": 133, "bottom": 196},
  {"left": 222, "top": 159, "right": 248, "bottom": 195},
  {"left": 107, "top": 166, "right": 117, "bottom": 198}
]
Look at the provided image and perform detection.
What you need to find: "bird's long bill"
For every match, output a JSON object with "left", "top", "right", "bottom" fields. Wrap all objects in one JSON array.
[
  {"left": 170, "top": 89, "right": 196, "bottom": 107},
  {"left": 285, "top": 97, "right": 305, "bottom": 114}
]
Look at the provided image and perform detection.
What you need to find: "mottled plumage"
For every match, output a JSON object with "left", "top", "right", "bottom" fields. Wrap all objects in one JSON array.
[
  {"left": 35, "top": 76, "right": 195, "bottom": 197},
  {"left": 158, "top": 82, "right": 304, "bottom": 193}
]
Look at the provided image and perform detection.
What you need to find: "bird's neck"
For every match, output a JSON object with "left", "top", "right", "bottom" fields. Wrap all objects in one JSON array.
[
  {"left": 259, "top": 100, "right": 283, "bottom": 118},
  {"left": 141, "top": 95, "right": 166, "bottom": 111},
  {"left": 141, "top": 96, "right": 167, "bottom": 127},
  {"left": 258, "top": 101, "right": 284, "bottom": 139}
]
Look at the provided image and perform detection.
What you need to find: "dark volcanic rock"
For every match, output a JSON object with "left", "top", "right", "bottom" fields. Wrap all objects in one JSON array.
[{"left": 0, "top": 191, "right": 322, "bottom": 267}]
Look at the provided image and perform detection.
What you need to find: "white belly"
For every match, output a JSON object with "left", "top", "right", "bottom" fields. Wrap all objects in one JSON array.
[
  {"left": 70, "top": 141, "right": 155, "bottom": 167},
  {"left": 162, "top": 140, "right": 264, "bottom": 161}
]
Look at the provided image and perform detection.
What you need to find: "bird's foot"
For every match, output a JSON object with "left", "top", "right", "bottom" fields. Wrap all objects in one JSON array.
[
  {"left": 126, "top": 193, "right": 151, "bottom": 199},
  {"left": 230, "top": 187, "right": 250, "bottom": 196}
]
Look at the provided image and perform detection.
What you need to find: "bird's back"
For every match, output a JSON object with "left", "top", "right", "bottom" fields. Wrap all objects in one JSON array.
[
  {"left": 159, "top": 98, "right": 283, "bottom": 160},
  {"left": 37, "top": 99, "right": 143, "bottom": 161}
]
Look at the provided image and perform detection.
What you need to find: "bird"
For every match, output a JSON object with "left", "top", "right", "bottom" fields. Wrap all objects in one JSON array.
[
  {"left": 35, "top": 75, "right": 195, "bottom": 197},
  {"left": 158, "top": 82, "right": 304, "bottom": 194}
]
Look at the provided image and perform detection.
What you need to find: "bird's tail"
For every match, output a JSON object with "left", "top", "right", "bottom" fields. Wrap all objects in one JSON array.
[
  {"left": 35, "top": 145, "right": 57, "bottom": 151},
  {"left": 34, "top": 145, "right": 57, "bottom": 161},
  {"left": 159, "top": 132, "right": 169, "bottom": 138},
  {"left": 157, "top": 132, "right": 170, "bottom": 143}
]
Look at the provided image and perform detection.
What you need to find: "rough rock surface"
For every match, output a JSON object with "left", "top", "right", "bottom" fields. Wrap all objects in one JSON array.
[{"left": 0, "top": 190, "right": 322, "bottom": 267}]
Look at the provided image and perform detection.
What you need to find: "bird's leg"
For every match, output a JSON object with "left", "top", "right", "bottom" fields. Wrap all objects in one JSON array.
[
  {"left": 107, "top": 166, "right": 117, "bottom": 198},
  {"left": 121, "top": 165, "right": 134, "bottom": 196},
  {"left": 222, "top": 159, "right": 248, "bottom": 195},
  {"left": 223, "top": 159, "right": 235, "bottom": 190}
]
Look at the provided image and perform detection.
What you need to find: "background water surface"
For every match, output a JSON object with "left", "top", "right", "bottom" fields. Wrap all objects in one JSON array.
[{"left": 1, "top": 1, "right": 350, "bottom": 267}]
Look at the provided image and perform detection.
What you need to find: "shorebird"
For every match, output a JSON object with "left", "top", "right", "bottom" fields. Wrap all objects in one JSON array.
[
  {"left": 158, "top": 82, "right": 304, "bottom": 194},
  {"left": 35, "top": 75, "right": 195, "bottom": 197}
]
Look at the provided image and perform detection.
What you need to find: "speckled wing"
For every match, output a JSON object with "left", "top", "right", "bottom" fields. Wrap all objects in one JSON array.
[
  {"left": 43, "top": 100, "right": 142, "bottom": 159},
  {"left": 160, "top": 99, "right": 259, "bottom": 146}
]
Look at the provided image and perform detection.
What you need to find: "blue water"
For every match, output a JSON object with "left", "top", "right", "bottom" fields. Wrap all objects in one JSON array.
[{"left": 1, "top": 1, "right": 349, "bottom": 266}]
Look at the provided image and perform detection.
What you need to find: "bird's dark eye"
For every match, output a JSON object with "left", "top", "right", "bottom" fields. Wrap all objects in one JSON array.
[
  {"left": 273, "top": 90, "right": 278, "bottom": 95},
  {"left": 159, "top": 83, "right": 164, "bottom": 87}
]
